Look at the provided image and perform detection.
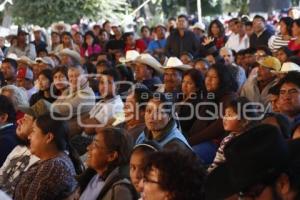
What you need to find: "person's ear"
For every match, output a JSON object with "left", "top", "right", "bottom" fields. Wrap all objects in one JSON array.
[
  {"left": 0, "top": 113, "right": 8, "bottom": 123},
  {"left": 45, "top": 132, "right": 55, "bottom": 144},
  {"left": 107, "top": 151, "right": 118, "bottom": 162},
  {"left": 276, "top": 173, "right": 292, "bottom": 197}
]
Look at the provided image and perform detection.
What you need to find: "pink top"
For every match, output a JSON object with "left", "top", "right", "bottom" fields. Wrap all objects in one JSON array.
[
  {"left": 288, "top": 39, "right": 300, "bottom": 56},
  {"left": 80, "top": 44, "right": 102, "bottom": 57}
]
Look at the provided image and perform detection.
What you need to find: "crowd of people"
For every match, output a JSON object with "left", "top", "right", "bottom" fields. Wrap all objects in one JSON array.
[{"left": 0, "top": 7, "right": 300, "bottom": 200}]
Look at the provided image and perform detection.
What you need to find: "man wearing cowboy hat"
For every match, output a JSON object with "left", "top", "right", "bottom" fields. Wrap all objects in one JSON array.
[
  {"left": 31, "top": 26, "right": 47, "bottom": 55},
  {"left": 157, "top": 57, "right": 192, "bottom": 102},
  {"left": 59, "top": 48, "right": 81, "bottom": 67},
  {"left": 7, "top": 29, "right": 36, "bottom": 60},
  {"left": 241, "top": 56, "right": 281, "bottom": 109},
  {"left": 133, "top": 53, "right": 163, "bottom": 92}
]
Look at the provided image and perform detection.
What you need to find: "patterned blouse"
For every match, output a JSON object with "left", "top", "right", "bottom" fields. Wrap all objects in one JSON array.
[{"left": 14, "top": 153, "right": 77, "bottom": 200}]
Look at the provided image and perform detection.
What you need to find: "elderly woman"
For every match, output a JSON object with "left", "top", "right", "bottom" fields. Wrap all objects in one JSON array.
[
  {"left": 1, "top": 85, "right": 29, "bottom": 121},
  {"left": 76, "top": 127, "right": 137, "bottom": 200},
  {"left": 52, "top": 65, "right": 95, "bottom": 118},
  {"left": 14, "top": 113, "right": 83, "bottom": 200}
]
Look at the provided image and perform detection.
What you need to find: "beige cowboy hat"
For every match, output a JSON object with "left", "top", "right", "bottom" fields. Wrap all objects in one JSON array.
[
  {"left": 59, "top": 48, "right": 81, "bottom": 64},
  {"left": 17, "top": 56, "right": 36, "bottom": 66},
  {"left": 119, "top": 50, "right": 140, "bottom": 63},
  {"left": 51, "top": 21, "right": 71, "bottom": 34},
  {"left": 163, "top": 57, "right": 192, "bottom": 71},
  {"left": 134, "top": 53, "right": 163, "bottom": 74}
]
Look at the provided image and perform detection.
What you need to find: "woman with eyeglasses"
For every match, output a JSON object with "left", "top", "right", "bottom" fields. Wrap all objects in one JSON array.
[
  {"left": 140, "top": 151, "right": 206, "bottom": 200},
  {"left": 76, "top": 127, "right": 137, "bottom": 200}
]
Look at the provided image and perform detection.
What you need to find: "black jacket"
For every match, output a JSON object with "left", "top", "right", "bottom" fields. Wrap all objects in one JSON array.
[{"left": 165, "top": 29, "right": 200, "bottom": 57}]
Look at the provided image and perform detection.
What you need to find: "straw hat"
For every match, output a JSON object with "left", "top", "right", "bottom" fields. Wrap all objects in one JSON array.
[
  {"left": 163, "top": 57, "right": 193, "bottom": 71},
  {"left": 119, "top": 50, "right": 140, "bottom": 63},
  {"left": 59, "top": 48, "right": 81, "bottom": 64},
  {"left": 135, "top": 53, "right": 163, "bottom": 74}
]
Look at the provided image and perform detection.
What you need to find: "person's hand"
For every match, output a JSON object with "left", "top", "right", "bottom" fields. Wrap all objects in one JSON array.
[{"left": 202, "top": 36, "right": 214, "bottom": 46}]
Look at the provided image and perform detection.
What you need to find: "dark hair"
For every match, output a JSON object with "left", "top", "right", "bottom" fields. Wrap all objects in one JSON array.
[
  {"left": 168, "top": 17, "right": 176, "bottom": 22},
  {"left": 83, "top": 62, "right": 96, "bottom": 74},
  {"left": 115, "top": 64, "right": 134, "bottom": 82},
  {"left": 244, "top": 21, "right": 253, "bottom": 27},
  {"left": 279, "top": 71, "right": 300, "bottom": 89},
  {"left": 268, "top": 83, "right": 281, "bottom": 95},
  {"left": 132, "top": 141, "right": 161, "bottom": 155},
  {"left": 2, "top": 58, "right": 18, "bottom": 71},
  {"left": 35, "top": 113, "right": 84, "bottom": 174},
  {"left": 102, "top": 20, "right": 110, "bottom": 28},
  {"left": 263, "top": 113, "right": 292, "bottom": 139},
  {"left": 177, "top": 14, "right": 188, "bottom": 21},
  {"left": 144, "top": 151, "right": 207, "bottom": 200},
  {"left": 226, "top": 97, "right": 259, "bottom": 129},
  {"left": 287, "top": 56, "right": 300, "bottom": 66},
  {"left": 39, "top": 69, "right": 53, "bottom": 83},
  {"left": 208, "top": 63, "right": 238, "bottom": 95},
  {"left": 96, "top": 60, "right": 112, "bottom": 70},
  {"left": 180, "top": 51, "right": 194, "bottom": 60},
  {"left": 253, "top": 15, "right": 266, "bottom": 23},
  {"left": 256, "top": 45, "right": 272, "bottom": 56},
  {"left": 208, "top": 19, "right": 225, "bottom": 38},
  {"left": 37, "top": 48, "right": 48, "bottom": 57},
  {"left": 123, "top": 32, "right": 134, "bottom": 42},
  {"left": 278, "top": 46, "right": 294, "bottom": 58},
  {"left": 141, "top": 25, "right": 150, "bottom": 33},
  {"left": 101, "top": 68, "right": 121, "bottom": 82},
  {"left": 61, "top": 31, "right": 72, "bottom": 39},
  {"left": 99, "top": 29, "right": 108, "bottom": 35},
  {"left": 129, "top": 87, "right": 152, "bottom": 111},
  {"left": 293, "top": 18, "right": 300, "bottom": 28},
  {"left": 98, "top": 127, "right": 131, "bottom": 170},
  {"left": 229, "top": 18, "right": 239, "bottom": 24},
  {"left": 0, "top": 95, "right": 16, "bottom": 123},
  {"left": 280, "top": 17, "right": 293, "bottom": 36},
  {"left": 244, "top": 47, "right": 256, "bottom": 55},
  {"left": 183, "top": 69, "right": 205, "bottom": 91},
  {"left": 82, "top": 31, "right": 99, "bottom": 49},
  {"left": 194, "top": 58, "right": 210, "bottom": 67},
  {"left": 52, "top": 66, "right": 68, "bottom": 78}
]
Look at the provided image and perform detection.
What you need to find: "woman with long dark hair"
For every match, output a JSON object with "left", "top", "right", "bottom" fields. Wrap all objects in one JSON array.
[
  {"left": 80, "top": 31, "right": 102, "bottom": 58},
  {"left": 288, "top": 18, "right": 300, "bottom": 56},
  {"left": 207, "top": 19, "right": 228, "bottom": 49},
  {"left": 14, "top": 113, "right": 84, "bottom": 200},
  {"left": 176, "top": 69, "right": 206, "bottom": 136},
  {"left": 188, "top": 63, "right": 238, "bottom": 165}
]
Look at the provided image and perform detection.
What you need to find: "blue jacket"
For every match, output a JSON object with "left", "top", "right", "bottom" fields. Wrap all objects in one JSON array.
[
  {"left": 136, "top": 120, "right": 193, "bottom": 153},
  {"left": 0, "top": 124, "right": 21, "bottom": 166}
]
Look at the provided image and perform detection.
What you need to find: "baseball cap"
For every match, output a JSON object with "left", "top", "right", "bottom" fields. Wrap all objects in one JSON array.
[{"left": 16, "top": 67, "right": 34, "bottom": 80}]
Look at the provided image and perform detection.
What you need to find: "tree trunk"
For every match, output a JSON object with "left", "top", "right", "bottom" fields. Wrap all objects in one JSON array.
[{"left": 2, "top": 5, "right": 12, "bottom": 28}]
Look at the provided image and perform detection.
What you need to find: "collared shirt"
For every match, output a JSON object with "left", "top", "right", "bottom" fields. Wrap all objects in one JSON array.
[
  {"left": 225, "top": 33, "right": 249, "bottom": 52},
  {"left": 89, "top": 95, "right": 124, "bottom": 124},
  {"left": 80, "top": 174, "right": 105, "bottom": 200}
]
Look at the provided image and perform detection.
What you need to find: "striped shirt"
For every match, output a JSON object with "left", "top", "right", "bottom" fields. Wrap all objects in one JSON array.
[{"left": 268, "top": 35, "right": 291, "bottom": 52}]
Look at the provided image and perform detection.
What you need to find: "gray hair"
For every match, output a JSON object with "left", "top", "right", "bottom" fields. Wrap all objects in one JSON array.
[{"left": 1, "top": 85, "right": 29, "bottom": 109}]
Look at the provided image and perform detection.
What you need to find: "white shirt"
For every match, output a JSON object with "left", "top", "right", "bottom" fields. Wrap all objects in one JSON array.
[
  {"left": 225, "top": 33, "right": 249, "bottom": 52},
  {"left": 89, "top": 95, "right": 124, "bottom": 125}
]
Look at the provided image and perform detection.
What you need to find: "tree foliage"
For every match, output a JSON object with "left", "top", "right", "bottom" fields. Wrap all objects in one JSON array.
[{"left": 9, "top": 0, "right": 129, "bottom": 27}]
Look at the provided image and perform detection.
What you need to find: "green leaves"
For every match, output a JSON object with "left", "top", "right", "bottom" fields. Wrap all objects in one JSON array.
[{"left": 9, "top": 0, "right": 130, "bottom": 27}]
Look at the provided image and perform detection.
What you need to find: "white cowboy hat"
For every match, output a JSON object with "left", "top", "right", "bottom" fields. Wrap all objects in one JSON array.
[
  {"left": 32, "top": 25, "right": 42, "bottom": 32},
  {"left": 280, "top": 62, "right": 300, "bottom": 73},
  {"left": 17, "top": 56, "right": 36, "bottom": 66},
  {"left": 51, "top": 21, "right": 71, "bottom": 34},
  {"left": 119, "top": 50, "right": 140, "bottom": 63},
  {"left": 6, "top": 53, "right": 18, "bottom": 61},
  {"left": 163, "top": 57, "right": 192, "bottom": 71},
  {"left": 192, "top": 21, "right": 206, "bottom": 31},
  {"left": 59, "top": 48, "right": 81, "bottom": 64},
  {"left": 135, "top": 53, "right": 163, "bottom": 74}
]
